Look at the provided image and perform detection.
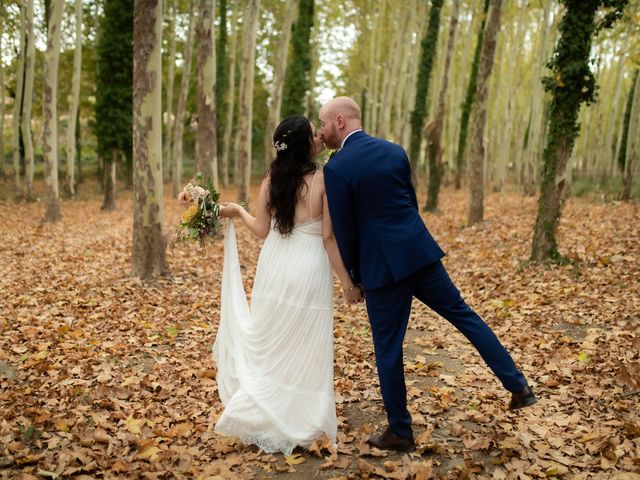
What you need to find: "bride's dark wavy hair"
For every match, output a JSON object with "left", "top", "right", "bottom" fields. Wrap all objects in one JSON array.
[{"left": 268, "top": 115, "right": 317, "bottom": 236}]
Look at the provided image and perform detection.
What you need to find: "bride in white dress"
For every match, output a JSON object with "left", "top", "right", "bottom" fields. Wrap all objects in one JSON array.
[{"left": 213, "top": 116, "right": 363, "bottom": 455}]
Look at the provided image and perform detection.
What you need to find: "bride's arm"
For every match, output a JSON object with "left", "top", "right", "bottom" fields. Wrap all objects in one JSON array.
[
  {"left": 322, "top": 192, "right": 363, "bottom": 303},
  {"left": 221, "top": 176, "right": 271, "bottom": 239}
]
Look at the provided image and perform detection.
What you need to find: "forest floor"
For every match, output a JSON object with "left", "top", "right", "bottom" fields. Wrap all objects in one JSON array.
[{"left": 0, "top": 182, "right": 639, "bottom": 479}]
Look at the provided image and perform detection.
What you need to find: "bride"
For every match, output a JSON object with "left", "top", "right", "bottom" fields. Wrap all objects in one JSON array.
[{"left": 213, "top": 115, "right": 362, "bottom": 454}]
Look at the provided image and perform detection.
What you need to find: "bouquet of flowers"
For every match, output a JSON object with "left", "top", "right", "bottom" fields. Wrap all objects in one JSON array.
[{"left": 176, "top": 177, "right": 222, "bottom": 248}]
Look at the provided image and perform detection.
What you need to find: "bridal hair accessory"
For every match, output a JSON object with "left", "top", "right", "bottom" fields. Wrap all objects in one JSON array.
[{"left": 274, "top": 140, "right": 288, "bottom": 152}]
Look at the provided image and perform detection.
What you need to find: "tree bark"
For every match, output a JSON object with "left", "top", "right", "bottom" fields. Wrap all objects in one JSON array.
[
  {"left": 621, "top": 70, "right": 640, "bottom": 200},
  {"left": 530, "top": 0, "right": 606, "bottom": 263},
  {"left": 12, "top": 5, "right": 25, "bottom": 191},
  {"left": 163, "top": 0, "right": 176, "bottom": 180},
  {"left": 102, "top": 149, "right": 117, "bottom": 210},
  {"left": 454, "top": 0, "right": 490, "bottom": 189},
  {"left": 42, "top": 0, "right": 63, "bottom": 222},
  {"left": 172, "top": 0, "right": 196, "bottom": 197},
  {"left": 65, "top": 0, "right": 82, "bottom": 197},
  {"left": 264, "top": 0, "right": 297, "bottom": 171},
  {"left": 0, "top": 6, "right": 4, "bottom": 180},
  {"left": 221, "top": 2, "right": 239, "bottom": 187},
  {"left": 236, "top": 0, "right": 260, "bottom": 205},
  {"left": 425, "top": 0, "right": 459, "bottom": 212},
  {"left": 467, "top": 0, "right": 502, "bottom": 226},
  {"left": 22, "top": 0, "right": 35, "bottom": 201},
  {"left": 132, "top": 0, "right": 169, "bottom": 279},
  {"left": 523, "top": 2, "right": 551, "bottom": 196},
  {"left": 409, "top": 0, "right": 444, "bottom": 186},
  {"left": 195, "top": 0, "right": 218, "bottom": 186}
]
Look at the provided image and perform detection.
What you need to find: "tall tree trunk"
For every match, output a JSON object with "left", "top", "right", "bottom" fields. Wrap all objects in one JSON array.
[
  {"left": 216, "top": 0, "right": 227, "bottom": 160},
  {"left": 172, "top": 0, "right": 196, "bottom": 197},
  {"left": 617, "top": 70, "right": 636, "bottom": 174},
  {"left": 467, "top": 0, "right": 502, "bottom": 226},
  {"left": 425, "top": 0, "right": 459, "bottom": 212},
  {"left": 163, "top": 0, "right": 177, "bottom": 180},
  {"left": 530, "top": 0, "right": 624, "bottom": 262},
  {"left": 196, "top": 0, "right": 218, "bottom": 186},
  {"left": 378, "top": 5, "right": 407, "bottom": 138},
  {"left": 22, "top": 0, "right": 35, "bottom": 201},
  {"left": 368, "top": 3, "right": 384, "bottom": 136},
  {"left": 621, "top": 70, "right": 640, "bottom": 201},
  {"left": 236, "top": 0, "right": 260, "bottom": 205},
  {"left": 12, "top": 5, "right": 26, "bottom": 191},
  {"left": 264, "top": 0, "right": 296, "bottom": 171},
  {"left": 102, "top": 149, "right": 117, "bottom": 210},
  {"left": 221, "top": 2, "right": 239, "bottom": 187},
  {"left": 65, "top": 0, "right": 82, "bottom": 197},
  {"left": 393, "top": 0, "right": 419, "bottom": 142},
  {"left": 409, "top": 0, "right": 444, "bottom": 186},
  {"left": 454, "top": 0, "right": 490, "bottom": 189},
  {"left": 604, "top": 31, "right": 629, "bottom": 177},
  {"left": 523, "top": 2, "right": 551, "bottom": 196},
  {"left": 132, "top": 0, "right": 168, "bottom": 278},
  {"left": 42, "top": 0, "right": 63, "bottom": 222},
  {"left": 0, "top": 6, "right": 4, "bottom": 180},
  {"left": 281, "top": 0, "right": 314, "bottom": 118}
]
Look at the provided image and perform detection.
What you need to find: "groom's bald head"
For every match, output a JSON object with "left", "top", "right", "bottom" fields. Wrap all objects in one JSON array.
[{"left": 319, "top": 97, "right": 363, "bottom": 150}]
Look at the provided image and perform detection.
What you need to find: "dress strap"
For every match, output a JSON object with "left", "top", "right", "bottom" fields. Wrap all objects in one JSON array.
[{"left": 308, "top": 169, "right": 319, "bottom": 218}]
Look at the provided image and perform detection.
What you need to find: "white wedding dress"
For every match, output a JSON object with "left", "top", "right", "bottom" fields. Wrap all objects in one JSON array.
[{"left": 212, "top": 199, "right": 337, "bottom": 454}]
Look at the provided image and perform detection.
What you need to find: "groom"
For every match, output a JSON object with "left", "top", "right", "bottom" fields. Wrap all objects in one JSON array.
[{"left": 320, "top": 97, "right": 536, "bottom": 453}]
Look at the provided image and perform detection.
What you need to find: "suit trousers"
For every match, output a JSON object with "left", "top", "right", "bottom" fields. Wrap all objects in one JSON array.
[{"left": 364, "top": 260, "right": 528, "bottom": 440}]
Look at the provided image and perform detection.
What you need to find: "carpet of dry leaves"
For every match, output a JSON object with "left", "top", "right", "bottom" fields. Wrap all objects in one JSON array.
[{"left": 1, "top": 182, "right": 639, "bottom": 480}]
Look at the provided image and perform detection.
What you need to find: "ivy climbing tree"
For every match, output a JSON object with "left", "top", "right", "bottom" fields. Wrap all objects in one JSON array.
[
  {"left": 94, "top": 0, "right": 133, "bottom": 210},
  {"left": 281, "top": 0, "right": 314, "bottom": 118},
  {"left": 531, "top": 0, "right": 629, "bottom": 263},
  {"left": 454, "top": 0, "right": 489, "bottom": 189},
  {"left": 409, "top": 0, "right": 443, "bottom": 185}
]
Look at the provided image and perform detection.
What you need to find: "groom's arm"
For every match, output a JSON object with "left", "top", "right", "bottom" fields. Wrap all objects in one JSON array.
[{"left": 323, "top": 165, "right": 361, "bottom": 285}]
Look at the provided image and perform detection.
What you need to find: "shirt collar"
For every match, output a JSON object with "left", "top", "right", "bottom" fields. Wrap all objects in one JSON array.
[{"left": 340, "top": 129, "right": 363, "bottom": 149}]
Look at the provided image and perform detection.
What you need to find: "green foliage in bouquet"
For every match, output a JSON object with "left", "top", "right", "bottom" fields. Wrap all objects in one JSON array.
[{"left": 176, "top": 175, "right": 223, "bottom": 248}]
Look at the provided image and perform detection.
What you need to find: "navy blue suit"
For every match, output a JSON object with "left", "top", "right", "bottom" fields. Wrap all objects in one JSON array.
[{"left": 324, "top": 131, "right": 528, "bottom": 440}]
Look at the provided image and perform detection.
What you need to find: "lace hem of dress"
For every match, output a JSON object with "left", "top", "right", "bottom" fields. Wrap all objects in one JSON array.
[
  {"left": 216, "top": 426, "right": 330, "bottom": 456},
  {"left": 221, "top": 428, "right": 297, "bottom": 455}
]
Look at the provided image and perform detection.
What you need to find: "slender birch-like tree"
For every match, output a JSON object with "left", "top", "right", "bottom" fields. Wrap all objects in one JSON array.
[
  {"left": 216, "top": 0, "right": 228, "bottom": 158},
  {"left": 467, "top": 0, "right": 502, "bottom": 225},
  {"left": 43, "top": 0, "right": 64, "bottom": 222},
  {"left": 236, "top": 0, "right": 260, "bottom": 205},
  {"left": 621, "top": 70, "right": 639, "bottom": 200},
  {"left": 172, "top": 0, "right": 196, "bottom": 196},
  {"left": 22, "top": 0, "right": 35, "bottom": 201},
  {"left": 221, "top": 2, "right": 239, "bottom": 187},
  {"left": 195, "top": 0, "right": 218, "bottom": 186},
  {"left": 65, "top": 0, "right": 83, "bottom": 197},
  {"left": 12, "top": 5, "right": 25, "bottom": 190},
  {"left": 163, "top": 0, "right": 176, "bottom": 179},
  {"left": 264, "top": 0, "right": 297, "bottom": 170},
  {"left": 523, "top": 2, "right": 551, "bottom": 195},
  {"left": 425, "top": 0, "right": 459, "bottom": 211},
  {"left": 132, "top": 0, "right": 168, "bottom": 278},
  {"left": 0, "top": 6, "right": 4, "bottom": 179}
]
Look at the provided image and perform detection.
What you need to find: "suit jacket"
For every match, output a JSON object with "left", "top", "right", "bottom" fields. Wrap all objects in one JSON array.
[{"left": 324, "top": 131, "right": 445, "bottom": 290}]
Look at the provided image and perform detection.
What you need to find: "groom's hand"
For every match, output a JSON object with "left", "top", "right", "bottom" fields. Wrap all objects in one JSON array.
[{"left": 345, "top": 284, "right": 364, "bottom": 304}]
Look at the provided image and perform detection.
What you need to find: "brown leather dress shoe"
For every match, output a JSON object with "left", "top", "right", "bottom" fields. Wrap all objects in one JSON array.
[
  {"left": 509, "top": 385, "right": 538, "bottom": 410},
  {"left": 367, "top": 427, "right": 416, "bottom": 453}
]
